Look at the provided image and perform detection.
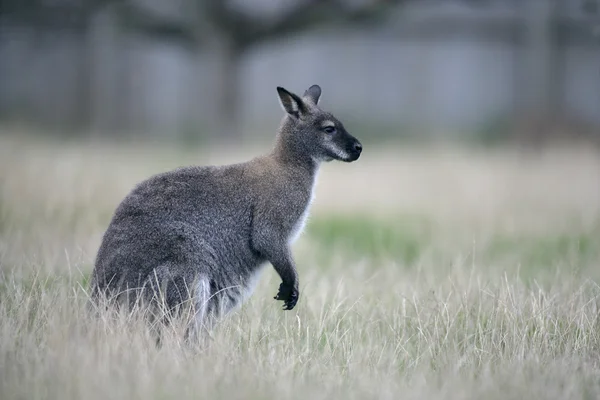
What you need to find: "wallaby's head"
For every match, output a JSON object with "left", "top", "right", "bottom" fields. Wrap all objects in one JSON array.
[{"left": 276, "top": 85, "right": 362, "bottom": 163}]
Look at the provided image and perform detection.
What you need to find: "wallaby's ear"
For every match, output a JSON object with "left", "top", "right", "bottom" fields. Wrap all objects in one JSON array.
[
  {"left": 303, "top": 84, "right": 321, "bottom": 105},
  {"left": 277, "top": 87, "right": 307, "bottom": 118}
]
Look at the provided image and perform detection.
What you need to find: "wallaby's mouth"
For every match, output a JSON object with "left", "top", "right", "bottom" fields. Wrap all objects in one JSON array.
[
  {"left": 336, "top": 150, "right": 361, "bottom": 163},
  {"left": 344, "top": 152, "right": 361, "bottom": 162},
  {"left": 331, "top": 149, "right": 361, "bottom": 163},
  {"left": 343, "top": 140, "right": 362, "bottom": 162}
]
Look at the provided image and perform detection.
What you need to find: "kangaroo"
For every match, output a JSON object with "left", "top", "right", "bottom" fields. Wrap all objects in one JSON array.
[{"left": 89, "top": 84, "right": 362, "bottom": 336}]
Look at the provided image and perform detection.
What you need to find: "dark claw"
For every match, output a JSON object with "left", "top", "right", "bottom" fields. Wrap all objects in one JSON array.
[{"left": 274, "top": 282, "right": 299, "bottom": 310}]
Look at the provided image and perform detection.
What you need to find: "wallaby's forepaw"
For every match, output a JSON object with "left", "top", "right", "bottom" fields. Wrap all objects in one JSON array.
[{"left": 274, "top": 282, "right": 299, "bottom": 310}]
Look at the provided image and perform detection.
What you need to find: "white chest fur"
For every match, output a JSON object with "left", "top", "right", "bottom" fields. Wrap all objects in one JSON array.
[
  {"left": 288, "top": 202, "right": 311, "bottom": 244},
  {"left": 288, "top": 174, "right": 318, "bottom": 244}
]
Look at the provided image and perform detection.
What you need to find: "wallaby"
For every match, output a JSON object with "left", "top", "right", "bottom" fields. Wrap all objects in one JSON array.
[{"left": 89, "top": 84, "right": 362, "bottom": 336}]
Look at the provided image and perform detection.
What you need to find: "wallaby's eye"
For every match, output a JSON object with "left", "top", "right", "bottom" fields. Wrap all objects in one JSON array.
[{"left": 323, "top": 126, "right": 336, "bottom": 134}]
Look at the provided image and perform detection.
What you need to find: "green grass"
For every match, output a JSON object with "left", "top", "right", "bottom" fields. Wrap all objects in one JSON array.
[
  {"left": 485, "top": 230, "right": 599, "bottom": 267},
  {"left": 306, "top": 215, "right": 600, "bottom": 281},
  {"left": 306, "top": 214, "right": 432, "bottom": 265}
]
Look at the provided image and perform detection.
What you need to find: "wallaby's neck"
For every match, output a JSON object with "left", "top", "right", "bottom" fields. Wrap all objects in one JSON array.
[{"left": 271, "top": 131, "right": 319, "bottom": 180}]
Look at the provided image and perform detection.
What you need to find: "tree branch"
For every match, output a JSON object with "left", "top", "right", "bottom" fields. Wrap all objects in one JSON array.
[
  {"left": 115, "top": 0, "right": 199, "bottom": 47},
  {"left": 237, "top": 0, "right": 406, "bottom": 48},
  {"left": 194, "top": 0, "right": 256, "bottom": 49},
  {"left": 0, "top": 0, "right": 121, "bottom": 30}
]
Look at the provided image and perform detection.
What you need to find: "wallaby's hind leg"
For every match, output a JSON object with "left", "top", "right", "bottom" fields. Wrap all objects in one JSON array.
[
  {"left": 186, "top": 275, "right": 248, "bottom": 346},
  {"left": 142, "top": 266, "right": 220, "bottom": 347},
  {"left": 184, "top": 274, "right": 215, "bottom": 346},
  {"left": 140, "top": 266, "right": 195, "bottom": 343}
]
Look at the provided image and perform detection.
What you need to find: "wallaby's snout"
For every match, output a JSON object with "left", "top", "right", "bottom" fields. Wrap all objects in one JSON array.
[
  {"left": 343, "top": 134, "right": 363, "bottom": 162},
  {"left": 354, "top": 141, "right": 363, "bottom": 156}
]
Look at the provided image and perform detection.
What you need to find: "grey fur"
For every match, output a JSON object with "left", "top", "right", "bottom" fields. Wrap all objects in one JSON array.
[{"left": 89, "top": 84, "right": 362, "bottom": 335}]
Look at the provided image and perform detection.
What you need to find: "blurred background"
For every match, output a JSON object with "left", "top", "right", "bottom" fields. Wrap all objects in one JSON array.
[
  {"left": 0, "top": 0, "right": 599, "bottom": 146},
  {"left": 3, "top": 4, "right": 600, "bottom": 399}
]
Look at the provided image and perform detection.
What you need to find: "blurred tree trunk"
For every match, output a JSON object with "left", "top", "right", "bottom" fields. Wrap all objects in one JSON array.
[
  {"left": 527, "top": 0, "right": 560, "bottom": 112},
  {"left": 75, "top": 22, "right": 94, "bottom": 131},
  {"left": 88, "top": 6, "right": 131, "bottom": 135},
  {"left": 211, "top": 40, "right": 242, "bottom": 140},
  {"left": 517, "top": 0, "right": 561, "bottom": 146}
]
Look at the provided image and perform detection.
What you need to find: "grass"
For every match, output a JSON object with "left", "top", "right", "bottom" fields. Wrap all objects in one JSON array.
[
  {"left": 306, "top": 214, "right": 432, "bottom": 265},
  {"left": 1, "top": 133, "right": 600, "bottom": 399}
]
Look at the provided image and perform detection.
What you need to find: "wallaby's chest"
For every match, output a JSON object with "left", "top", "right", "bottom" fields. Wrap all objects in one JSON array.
[
  {"left": 253, "top": 159, "right": 318, "bottom": 245},
  {"left": 288, "top": 199, "right": 312, "bottom": 244},
  {"left": 286, "top": 177, "right": 316, "bottom": 244}
]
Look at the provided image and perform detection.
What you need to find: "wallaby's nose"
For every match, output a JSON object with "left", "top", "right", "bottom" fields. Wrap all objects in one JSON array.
[{"left": 354, "top": 142, "right": 363, "bottom": 153}]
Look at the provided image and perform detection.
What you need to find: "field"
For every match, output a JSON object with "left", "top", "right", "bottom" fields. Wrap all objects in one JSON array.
[{"left": 1, "top": 133, "right": 600, "bottom": 399}]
